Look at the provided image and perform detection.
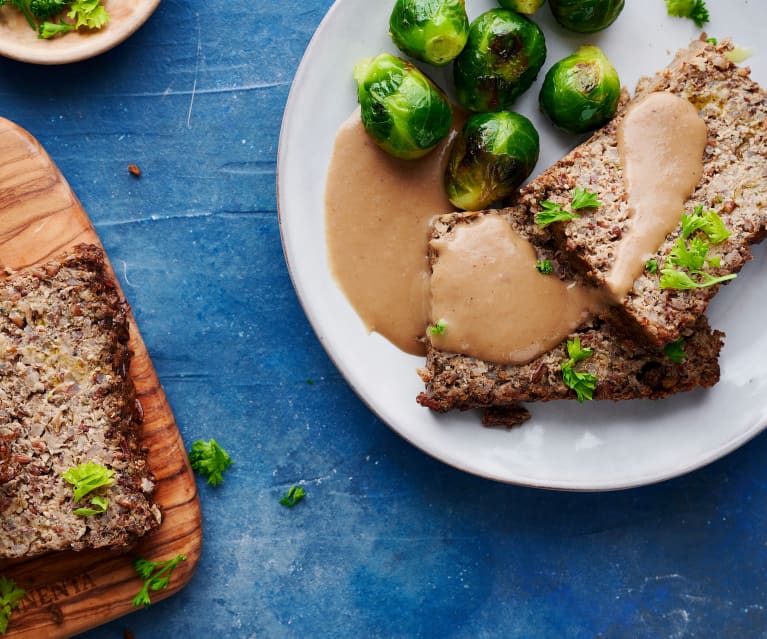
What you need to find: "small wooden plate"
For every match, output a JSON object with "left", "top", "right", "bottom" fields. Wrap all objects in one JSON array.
[
  {"left": 0, "top": 0, "right": 160, "bottom": 64},
  {"left": 0, "top": 118, "right": 202, "bottom": 637}
]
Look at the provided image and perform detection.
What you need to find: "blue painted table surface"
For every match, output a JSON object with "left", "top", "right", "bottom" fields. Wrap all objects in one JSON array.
[{"left": 1, "top": 2, "right": 767, "bottom": 638}]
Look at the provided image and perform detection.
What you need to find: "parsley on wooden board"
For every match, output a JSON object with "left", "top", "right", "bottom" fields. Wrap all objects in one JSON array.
[
  {"left": 131, "top": 555, "right": 187, "bottom": 608},
  {"left": 0, "top": 577, "right": 25, "bottom": 635}
]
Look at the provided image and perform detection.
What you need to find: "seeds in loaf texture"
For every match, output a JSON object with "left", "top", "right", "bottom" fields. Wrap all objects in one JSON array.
[{"left": 0, "top": 244, "right": 161, "bottom": 559}]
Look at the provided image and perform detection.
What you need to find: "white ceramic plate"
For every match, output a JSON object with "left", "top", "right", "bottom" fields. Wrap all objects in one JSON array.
[
  {"left": 278, "top": 0, "right": 767, "bottom": 490},
  {"left": 0, "top": 0, "right": 160, "bottom": 64}
]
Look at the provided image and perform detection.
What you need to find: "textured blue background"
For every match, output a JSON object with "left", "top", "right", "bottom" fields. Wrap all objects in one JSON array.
[{"left": 0, "top": 1, "right": 766, "bottom": 638}]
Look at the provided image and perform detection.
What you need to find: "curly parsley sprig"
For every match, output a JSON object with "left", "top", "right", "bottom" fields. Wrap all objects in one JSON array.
[
  {"left": 62, "top": 461, "right": 115, "bottom": 517},
  {"left": 280, "top": 485, "right": 306, "bottom": 508},
  {"left": 0, "top": 577, "right": 25, "bottom": 635},
  {"left": 536, "top": 187, "right": 601, "bottom": 228},
  {"left": 189, "top": 438, "right": 233, "bottom": 487},
  {"left": 0, "top": 0, "right": 110, "bottom": 39},
  {"left": 132, "top": 555, "right": 187, "bottom": 608},
  {"left": 658, "top": 205, "right": 736, "bottom": 290},
  {"left": 664, "top": 0, "right": 709, "bottom": 28},
  {"left": 561, "top": 337, "right": 597, "bottom": 403}
]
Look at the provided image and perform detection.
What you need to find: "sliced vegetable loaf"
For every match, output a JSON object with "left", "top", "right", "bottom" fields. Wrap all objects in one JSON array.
[
  {"left": 416, "top": 211, "right": 724, "bottom": 413},
  {"left": 512, "top": 38, "right": 767, "bottom": 347},
  {"left": 0, "top": 245, "right": 161, "bottom": 559}
]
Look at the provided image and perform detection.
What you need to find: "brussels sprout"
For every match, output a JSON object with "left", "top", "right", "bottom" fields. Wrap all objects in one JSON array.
[
  {"left": 539, "top": 45, "right": 620, "bottom": 133},
  {"left": 454, "top": 9, "right": 547, "bottom": 113},
  {"left": 548, "top": 0, "right": 624, "bottom": 33},
  {"left": 353, "top": 53, "right": 453, "bottom": 160},
  {"left": 389, "top": 0, "right": 470, "bottom": 67},
  {"left": 497, "top": 0, "right": 546, "bottom": 15},
  {"left": 445, "top": 111, "right": 540, "bottom": 210}
]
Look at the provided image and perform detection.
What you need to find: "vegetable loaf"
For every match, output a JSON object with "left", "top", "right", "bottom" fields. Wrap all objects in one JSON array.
[
  {"left": 0, "top": 245, "right": 161, "bottom": 559},
  {"left": 416, "top": 211, "right": 724, "bottom": 414},
  {"left": 512, "top": 37, "right": 767, "bottom": 348}
]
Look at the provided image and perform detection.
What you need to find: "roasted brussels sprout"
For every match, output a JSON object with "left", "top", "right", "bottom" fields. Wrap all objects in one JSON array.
[
  {"left": 539, "top": 45, "right": 620, "bottom": 133},
  {"left": 353, "top": 53, "right": 453, "bottom": 160},
  {"left": 445, "top": 111, "right": 540, "bottom": 210},
  {"left": 389, "top": 0, "right": 470, "bottom": 66},
  {"left": 548, "top": 0, "right": 624, "bottom": 33},
  {"left": 454, "top": 9, "right": 547, "bottom": 113},
  {"left": 497, "top": 0, "right": 546, "bottom": 15}
]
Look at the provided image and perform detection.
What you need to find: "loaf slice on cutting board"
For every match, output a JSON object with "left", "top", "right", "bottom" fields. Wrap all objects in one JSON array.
[{"left": 0, "top": 244, "right": 161, "bottom": 559}]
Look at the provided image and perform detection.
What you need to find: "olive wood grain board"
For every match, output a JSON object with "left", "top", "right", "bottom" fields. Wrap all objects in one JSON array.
[{"left": 0, "top": 117, "right": 202, "bottom": 637}]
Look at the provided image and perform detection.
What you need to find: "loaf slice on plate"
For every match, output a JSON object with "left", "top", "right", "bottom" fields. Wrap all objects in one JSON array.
[
  {"left": 0, "top": 244, "right": 161, "bottom": 559},
  {"left": 416, "top": 211, "right": 724, "bottom": 417},
  {"left": 511, "top": 37, "right": 767, "bottom": 348}
]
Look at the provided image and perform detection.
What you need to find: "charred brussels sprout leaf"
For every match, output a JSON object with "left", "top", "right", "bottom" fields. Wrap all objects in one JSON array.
[
  {"left": 454, "top": 9, "right": 547, "bottom": 112},
  {"left": 389, "top": 0, "right": 470, "bottom": 66},
  {"left": 548, "top": 0, "right": 624, "bottom": 33},
  {"left": 446, "top": 111, "right": 540, "bottom": 210},
  {"left": 539, "top": 45, "right": 620, "bottom": 133},
  {"left": 354, "top": 53, "right": 453, "bottom": 160},
  {"left": 497, "top": 0, "right": 546, "bottom": 15}
]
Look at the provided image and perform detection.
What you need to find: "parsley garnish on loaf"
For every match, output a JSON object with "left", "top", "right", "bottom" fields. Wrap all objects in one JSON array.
[
  {"left": 536, "top": 187, "right": 601, "bottom": 227},
  {"left": 659, "top": 206, "right": 736, "bottom": 290},
  {"left": 561, "top": 337, "right": 597, "bottom": 403}
]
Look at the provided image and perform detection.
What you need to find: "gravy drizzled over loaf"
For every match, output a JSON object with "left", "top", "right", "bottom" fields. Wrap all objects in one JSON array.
[
  {"left": 429, "top": 215, "right": 603, "bottom": 365},
  {"left": 607, "top": 92, "right": 707, "bottom": 299}
]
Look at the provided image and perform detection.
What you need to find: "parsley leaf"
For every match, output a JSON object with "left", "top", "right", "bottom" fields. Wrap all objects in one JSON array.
[
  {"left": 73, "top": 495, "right": 109, "bottom": 517},
  {"left": 681, "top": 206, "right": 709, "bottom": 239},
  {"left": 701, "top": 209, "right": 731, "bottom": 244},
  {"left": 535, "top": 200, "right": 579, "bottom": 227},
  {"left": 664, "top": 339, "right": 688, "bottom": 364},
  {"left": 280, "top": 485, "right": 306, "bottom": 508},
  {"left": 536, "top": 187, "right": 601, "bottom": 227},
  {"left": 570, "top": 186, "right": 601, "bottom": 210},
  {"left": 659, "top": 267, "right": 736, "bottom": 290},
  {"left": 38, "top": 19, "right": 74, "bottom": 37},
  {"left": 189, "top": 438, "right": 233, "bottom": 487},
  {"left": 62, "top": 461, "right": 114, "bottom": 501},
  {"left": 2, "top": 0, "right": 110, "bottom": 38},
  {"left": 132, "top": 555, "right": 186, "bottom": 608},
  {"left": 535, "top": 259, "right": 553, "bottom": 275},
  {"left": 561, "top": 337, "right": 597, "bottom": 403},
  {"left": 665, "top": 0, "right": 709, "bottom": 28},
  {"left": 428, "top": 320, "right": 447, "bottom": 336},
  {"left": 645, "top": 259, "right": 659, "bottom": 274},
  {"left": 0, "top": 577, "right": 25, "bottom": 635},
  {"left": 667, "top": 236, "right": 709, "bottom": 271},
  {"left": 660, "top": 207, "right": 736, "bottom": 290},
  {"left": 67, "top": 0, "right": 107, "bottom": 29}
]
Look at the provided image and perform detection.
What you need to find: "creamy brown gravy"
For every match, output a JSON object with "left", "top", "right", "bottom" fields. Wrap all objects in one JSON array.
[
  {"left": 429, "top": 215, "right": 603, "bottom": 365},
  {"left": 325, "top": 110, "right": 458, "bottom": 355},
  {"left": 607, "top": 92, "right": 707, "bottom": 298}
]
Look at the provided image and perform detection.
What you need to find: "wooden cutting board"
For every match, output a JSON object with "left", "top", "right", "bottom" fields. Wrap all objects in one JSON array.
[{"left": 0, "top": 118, "right": 202, "bottom": 637}]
